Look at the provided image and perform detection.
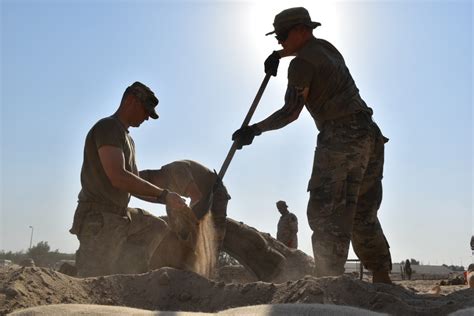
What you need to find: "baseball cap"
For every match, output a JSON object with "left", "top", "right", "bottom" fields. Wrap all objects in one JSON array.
[{"left": 126, "top": 81, "right": 159, "bottom": 119}]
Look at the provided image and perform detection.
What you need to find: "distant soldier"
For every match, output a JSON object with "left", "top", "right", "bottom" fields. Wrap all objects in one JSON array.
[
  {"left": 467, "top": 263, "right": 474, "bottom": 288},
  {"left": 276, "top": 200, "right": 298, "bottom": 249},
  {"left": 404, "top": 259, "right": 412, "bottom": 280},
  {"left": 470, "top": 236, "right": 474, "bottom": 253}
]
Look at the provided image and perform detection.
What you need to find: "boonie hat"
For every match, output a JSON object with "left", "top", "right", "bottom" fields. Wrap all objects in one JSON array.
[
  {"left": 126, "top": 81, "right": 159, "bottom": 119},
  {"left": 265, "top": 7, "right": 321, "bottom": 36}
]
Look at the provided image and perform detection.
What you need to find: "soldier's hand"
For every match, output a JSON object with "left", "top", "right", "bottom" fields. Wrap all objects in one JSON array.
[
  {"left": 232, "top": 124, "right": 262, "bottom": 149},
  {"left": 264, "top": 51, "right": 281, "bottom": 76},
  {"left": 166, "top": 192, "right": 187, "bottom": 209}
]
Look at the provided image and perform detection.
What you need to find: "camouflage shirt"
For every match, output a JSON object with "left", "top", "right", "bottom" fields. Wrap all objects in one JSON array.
[
  {"left": 277, "top": 212, "right": 298, "bottom": 248},
  {"left": 77, "top": 116, "right": 137, "bottom": 211},
  {"left": 288, "top": 36, "right": 373, "bottom": 130}
]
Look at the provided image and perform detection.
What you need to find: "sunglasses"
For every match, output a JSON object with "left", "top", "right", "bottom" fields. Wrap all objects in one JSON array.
[
  {"left": 275, "top": 25, "right": 298, "bottom": 42},
  {"left": 275, "top": 30, "right": 290, "bottom": 42}
]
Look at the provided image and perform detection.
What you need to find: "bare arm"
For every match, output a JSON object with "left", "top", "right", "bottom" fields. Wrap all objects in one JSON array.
[
  {"left": 139, "top": 169, "right": 202, "bottom": 205},
  {"left": 254, "top": 85, "right": 309, "bottom": 133},
  {"left": 98, "top": 146, "right": 185, "bottom": 208}
]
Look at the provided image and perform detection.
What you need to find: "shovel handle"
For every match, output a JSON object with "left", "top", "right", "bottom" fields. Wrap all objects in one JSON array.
[{"left": 218, "top": 73, "right": 271, "bottom": 179}]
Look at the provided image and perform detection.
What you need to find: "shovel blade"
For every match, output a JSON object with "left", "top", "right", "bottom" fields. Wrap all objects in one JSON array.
[{"left": 191, "top": 189, "right": 213, "bottom": 220}]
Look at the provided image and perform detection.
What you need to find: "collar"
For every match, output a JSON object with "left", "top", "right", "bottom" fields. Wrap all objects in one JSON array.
[
  {"left": 296, "top": 36, "right": 317, "bottom": 57},
  {"left": 111, "top": 114, "right": 129, "bottom": 133}
]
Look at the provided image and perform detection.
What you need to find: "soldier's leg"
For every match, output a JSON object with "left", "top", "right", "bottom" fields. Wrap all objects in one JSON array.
[
  {"left": 308, "top": 180, "right": 354, "bottom": 276},
  {"left": 117, "top": 208, "right": 169, "bottom": 274},
  {"left": 351, "top": 133, "right": 392, "bottom": 281},
  {"left": 76, "top": 211, "right": 129, "bottom": 277},
  {"left": 307, "top": 127, "right": 373, "bottom": 277}
]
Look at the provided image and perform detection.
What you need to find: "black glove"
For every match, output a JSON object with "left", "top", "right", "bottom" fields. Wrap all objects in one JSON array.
[
  {"left": 264, "top": 51, "right": 280, "bottom": 77},
  {"left": 232, "top": 124, "right": 262, "bottom": 149}
]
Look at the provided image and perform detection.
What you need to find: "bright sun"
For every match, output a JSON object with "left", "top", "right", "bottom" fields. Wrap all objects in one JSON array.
[{"left": 244, "top": 1, "right": 342, "bottom": 84}]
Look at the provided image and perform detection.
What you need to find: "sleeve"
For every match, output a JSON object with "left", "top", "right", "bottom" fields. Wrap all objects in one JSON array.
[
  {"left": 288, "top": 57, "right": 314, "bottom": 89},
  {"left": 93, "top": 119, "right": 125, "bottom": 150}
]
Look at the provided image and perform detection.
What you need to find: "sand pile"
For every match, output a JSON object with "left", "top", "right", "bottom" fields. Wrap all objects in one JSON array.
[{"left": 1, "top": 266, "right": 473, "bottom": 315}]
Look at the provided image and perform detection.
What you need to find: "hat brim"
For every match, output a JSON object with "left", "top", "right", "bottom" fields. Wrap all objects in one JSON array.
[
  {"left": 149, "top": 110, "right": 159, "bottom": 119},
  {"left": 265, "top": 21, "right": 321, "bottom": 36}
]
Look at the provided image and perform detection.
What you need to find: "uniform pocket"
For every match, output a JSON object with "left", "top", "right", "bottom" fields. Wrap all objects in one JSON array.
[
  {"left": 80, "top": 212, "right": 104, "bottom": 238},
  {"left": 308, "top": 147, "right": 348, "bottom": 191}
]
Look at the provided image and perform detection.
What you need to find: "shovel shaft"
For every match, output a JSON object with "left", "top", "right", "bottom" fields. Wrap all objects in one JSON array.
[
  {"left": 192, "top": 74, "right": 271, "bottom": 219},
  {"left": 218, "top": 73, "right": 271, "bottom": 179}
]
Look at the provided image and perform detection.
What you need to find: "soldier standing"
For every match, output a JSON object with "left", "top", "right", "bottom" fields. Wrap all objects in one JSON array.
[
  {"left": 404, "top": 259, "right": 412, "bottom": 280},
  {"left": 276, "top": 200, "right": 298, "bottom": 249},
  {"left": 232, "top": 7, "right": 392, "bottom": 283}
]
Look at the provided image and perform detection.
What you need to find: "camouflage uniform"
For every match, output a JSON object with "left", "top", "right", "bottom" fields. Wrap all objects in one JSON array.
[
  {"left": 70, "top": 116, "right": 168, "bottom": 277},
  {"left": 277, "top": 212, "right": 298, "bottom": 249},
  {"left": 404, "top": 260, "right": 412, "bottom": 280},
  {"left": 290, "top": 37, "right": 392, "bottom": 276},
  {"left": 252, "top": 35, "right": 392, "bottom": 276}
]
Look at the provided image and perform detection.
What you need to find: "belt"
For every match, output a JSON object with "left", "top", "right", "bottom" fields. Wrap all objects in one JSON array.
[{"left": 323, "top": 111, "right": 373, "bottom": 129}]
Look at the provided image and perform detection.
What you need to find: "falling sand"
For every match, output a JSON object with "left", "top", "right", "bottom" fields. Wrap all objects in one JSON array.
[
  {"left": 192, "top": 212, "right": 217, "bottom": 278},
  {"left": 164, "top": 205, "right": 217, "bottom": 278}
]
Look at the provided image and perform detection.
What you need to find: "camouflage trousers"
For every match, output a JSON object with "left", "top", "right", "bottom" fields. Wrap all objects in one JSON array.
[
  {"left": 277, "top": 231, "right": 298, "bottom": 249},
  {"left": 307, "top": 112, "right": 392, "bottom": 276},
  {"left": 74, "top": 203, "right": 168, "bottom": 277}
]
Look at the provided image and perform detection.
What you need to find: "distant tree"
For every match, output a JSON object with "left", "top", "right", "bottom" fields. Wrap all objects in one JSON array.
[
  {"left": 27, "top": 241, "right": 50, "bottom": 257},
  {"left": 410, "top": 258, "right": 420, "bottom": 265},
  {"left": 0, "top": 250, "right": 27, "bottom": 263},
  {"left": 450, "top": 265, "right": 465, "bottom": 271},
  {"left": 1, "top": 241, "right": 74, "bottom": 268},
  {"left": 441, "top": 264, "right": 465, "bottom": 271}
]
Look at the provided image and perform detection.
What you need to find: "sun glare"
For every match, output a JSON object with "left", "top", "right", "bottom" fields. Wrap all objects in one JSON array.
[{"left": 245, "top": 1, "right": 343, "bottom": 85}]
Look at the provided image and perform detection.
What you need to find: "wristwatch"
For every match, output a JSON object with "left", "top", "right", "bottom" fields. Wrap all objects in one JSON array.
[{"left": 157, "top": 189, "right": 169, "bottom": 204}]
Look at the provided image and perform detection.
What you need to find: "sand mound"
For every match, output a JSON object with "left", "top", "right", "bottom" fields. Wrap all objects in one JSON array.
[{"left": 1, "top": 266, "right": 473, "bottom": 315}]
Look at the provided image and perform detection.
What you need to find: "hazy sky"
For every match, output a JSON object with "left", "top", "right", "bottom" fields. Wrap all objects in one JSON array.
[{"left": 1, "top": 0, "right": 472, "bottom": 268}]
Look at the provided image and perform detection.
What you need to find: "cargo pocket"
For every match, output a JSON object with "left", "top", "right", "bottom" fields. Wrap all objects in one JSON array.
[
  {"left": 80, "top": 212, "right": 104, "bottom": 239},
  {"left": 307, "top": 147, "right": 348, "bottom": 192},
  {"left": 101, "top": 211, "right": 130, "bottom": 242}
]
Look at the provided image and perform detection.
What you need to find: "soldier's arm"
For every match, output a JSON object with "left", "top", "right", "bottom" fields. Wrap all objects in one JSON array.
[
  {"left": 290, "top": 214, "right": 298, "bottom": 233},
  {"left": 254, "top": 85, "right": 309, "bottom": 133},
  {"left": 135, "top": 169, "right": 168, "bottom": 203},
  {"left": 99, "top": 146, "right": 185, "bottom": 208}
]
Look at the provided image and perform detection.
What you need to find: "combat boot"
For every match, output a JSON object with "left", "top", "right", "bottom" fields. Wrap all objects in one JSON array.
[{"left": 372, "top": 269, "right": 392, "bottom": 284}]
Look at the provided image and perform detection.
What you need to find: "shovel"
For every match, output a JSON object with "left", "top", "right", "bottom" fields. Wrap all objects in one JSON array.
[{"left": 192, "top": 73, "right": 272, "bottom": 219}]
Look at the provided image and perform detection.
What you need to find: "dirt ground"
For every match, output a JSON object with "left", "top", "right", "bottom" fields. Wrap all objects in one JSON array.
[{"left": 1, "top": 265, "right": 473, "bottom": 315}]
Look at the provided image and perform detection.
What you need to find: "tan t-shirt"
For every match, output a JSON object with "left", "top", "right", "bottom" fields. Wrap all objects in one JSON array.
[
  {"left": 77, "top": 116, "right": 137, "bottom": 211},
  {"left": 159, "top": 160, "right": 215, "bottom": 196},
  {"left": 288, "top": 37, "right": 373, "bottom": 130}
]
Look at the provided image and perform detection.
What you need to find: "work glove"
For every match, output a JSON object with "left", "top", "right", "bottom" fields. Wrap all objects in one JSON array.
[
  {"left": 264, "top": 51, "right": 281, "bottom": 76},
  {"left": 232, "top": 124, "right": 262, "bottom": 149}
]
